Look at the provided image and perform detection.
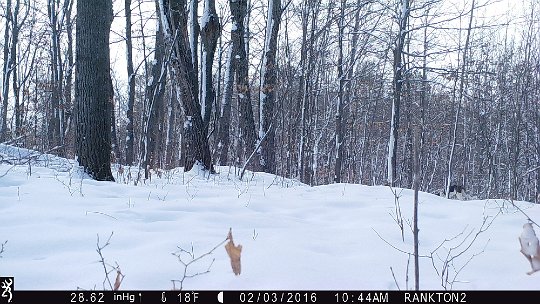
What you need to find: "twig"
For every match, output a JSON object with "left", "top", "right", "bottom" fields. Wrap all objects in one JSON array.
[
  {"left": 0, "top": 145, "right": 65, "bottom": 178},
  {"left": 96, "top": 232, "right": 115, "bottom": 290},
  {"left": 390, "top": 267, "right": 400, "bottom": 290},
  {"left": 508, "top": 199, "right": 540, "bottom": 229},
  {"left": 240, "top": 123, "right": 272, "bottom": 181},
  {"left": 172, "top": 237, "right": 229, "bottom": 290},
  {"left": 429, "top": 209, "right": 498, "bottom": 290},
  {"left": 372, "top": 228, "right": 430, "bottom": 258},
  {"left": 388, "top": 186, "right": 405, "bottom": 242},
  {"left": 0, "top": 240, "right": 7, "bottom": 258},
  {"left": 86, "top": 211, "right": 118, "bottom": 221}
]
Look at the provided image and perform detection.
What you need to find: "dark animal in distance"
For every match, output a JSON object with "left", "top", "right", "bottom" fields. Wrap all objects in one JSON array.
[{"left": 448, "top": 184, "right": 466, "bottom": 200}]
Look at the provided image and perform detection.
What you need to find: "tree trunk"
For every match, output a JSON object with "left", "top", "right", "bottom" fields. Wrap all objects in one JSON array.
[
  {"left": 48, "top": 0, "right": 64, "bottom": 151},
  {"left": 200, "top": 0, "right": 220, "bottom": 132},
  {"left": 232, "top": 0, "right": 258, "bottom": 170},
  {"left": 189, "top": 0, "right": 199, "bottom": 99},
  {"left": 110, "top": 78, "right": 120, "bottom": 163},
  {"left": 446, "top": 0, "right": 475, "bottom": 198},
  {"left": 334, "top": 0, "right": 345, "bottom": 183},
  {"left": 259, "top": 0, "right": 281, "bottom": 174},
  {"left": 75, "top": 0, "right": 115, "bottom": 181},
  {"left": 412, "top": 127, "right": 420, "bottom": 290},
  {"left": 1, "top": 0, "right": 13, "bottom": 142},
  {"left": 144, "top": 1, "right": 167, "bottom": 178},
  {"left": 11, "top": 0, "right": 21, "bottom": 139},
  {"left": 159, "top": 0, "right": 214, "bottom": 172},
  {"left": 124, "top": 0, "right": 135, "bottom": 165},
  {"left": 63, "top": 0, "right": 75, "bottom": 155},
  {"left": 387, "top": 0, "right": 409, "bottom": 187},
  {"left": 216, "top": 46, "right": 234, "bottom": 166}
]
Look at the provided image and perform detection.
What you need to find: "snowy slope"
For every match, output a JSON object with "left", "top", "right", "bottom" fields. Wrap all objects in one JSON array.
[{"left": 1, "top": 144, "right": 539, "bottom": 290}]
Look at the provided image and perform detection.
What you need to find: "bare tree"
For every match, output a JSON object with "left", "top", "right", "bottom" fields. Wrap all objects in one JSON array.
[
  {"left": 159, "top": 0, "right": 214, "bottom": 172},
  {"left": 216, "top": 0, "right": 257, "bottom": 168},
  {"left": 143, "top": 0, "right": 168, "bottom": 178},
  {"left": 387, "top": 0, "right": 410, "bottom": 187},
  {"left": 446, "top": 0, "right": 475, "bottom": 198}
]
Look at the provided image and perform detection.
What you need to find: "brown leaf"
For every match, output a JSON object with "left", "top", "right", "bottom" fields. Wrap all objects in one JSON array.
[
  {"left": 113, "top": 269, "right": 123, "bottom": 290},
  {"left": 225, "top": 228, "right": 242, "bottom": 275}
]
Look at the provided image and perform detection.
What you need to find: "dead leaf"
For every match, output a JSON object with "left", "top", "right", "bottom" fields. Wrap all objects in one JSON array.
[
  {"left": 519, "top": 223, "right": 540, "bottom": 275},
  {"left": 113, "top": 269, "right": 123, "bottom": 290},
  {"left": 225, "top": 228, "right": 242, "bottom": 275}
]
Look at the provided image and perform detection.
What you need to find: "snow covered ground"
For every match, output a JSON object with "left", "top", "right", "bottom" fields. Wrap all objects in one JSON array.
[{"left": 1, "top": 144, "right": 539, "bottom": 290}]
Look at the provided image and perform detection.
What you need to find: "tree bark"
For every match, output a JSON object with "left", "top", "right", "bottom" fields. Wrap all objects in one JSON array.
[
  {"left": 124, "top": 0, "right": 135, "bottom": 165},
  {"left": 75, "top": 0, "right": 115, "bottom": 181},
  {"left": 387, "top": 0, "right": 410, "bottom": 187},
  {"left": 216, "top": 46, "right": 234, "bottom": 166},
  {"left": 200, "top": 0, "right": 220, "bottom": 132},
  {"left": 413, "top": 127, "right": 420, "bottom": 290},
  {"left": 259, "top": 0, "right": 282, "bottom": 174},
  {"left": 63, "top": 0, "right": 75, "bottom": 154},
  {"left": 1, "top": 0, "right": 13, "bottom": 142},
  {"left": 334, "top": 0, "right": 345, "bottom": 183},
  {"left": 230, "top": 0, "right": 258, "bottom": 170},
  {"left": 48, "top": 0, "right": 64, "bottom": 151},
  {"left": 11, "top": 0, "right": 21, "bottom": 138},
  {"left": 189, "top": 0, "right": 199, "bottom": 99}
]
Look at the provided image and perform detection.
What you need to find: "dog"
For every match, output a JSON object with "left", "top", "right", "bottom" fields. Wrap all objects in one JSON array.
[{"left": 448, "top": 184, "right": 466, "bottom": 200}]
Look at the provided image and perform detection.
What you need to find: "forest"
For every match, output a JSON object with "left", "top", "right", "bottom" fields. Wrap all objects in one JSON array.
[{"left": 1, "top": 0, "right": 539, "bottom": 202}]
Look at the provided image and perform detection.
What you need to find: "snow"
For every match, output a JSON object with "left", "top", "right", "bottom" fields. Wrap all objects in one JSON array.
[
  {"left": 157, "top": 0, "right": 171, "bottom": 39},
  {"left": 184, "top": 116, "right": 192, "bottom": 129},
  {"left": 1, "top": 144, "right": 540, "bottom": 290}
]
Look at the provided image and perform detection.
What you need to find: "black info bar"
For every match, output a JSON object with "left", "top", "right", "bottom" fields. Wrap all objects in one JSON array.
[{"left": 1, "top": 290, "right": 538, "bottom": 304}]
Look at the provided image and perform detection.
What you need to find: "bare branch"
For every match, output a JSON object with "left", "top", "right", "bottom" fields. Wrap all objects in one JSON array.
[{"left": 171, "top": 237, "right": 228, "bottom": 290}]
